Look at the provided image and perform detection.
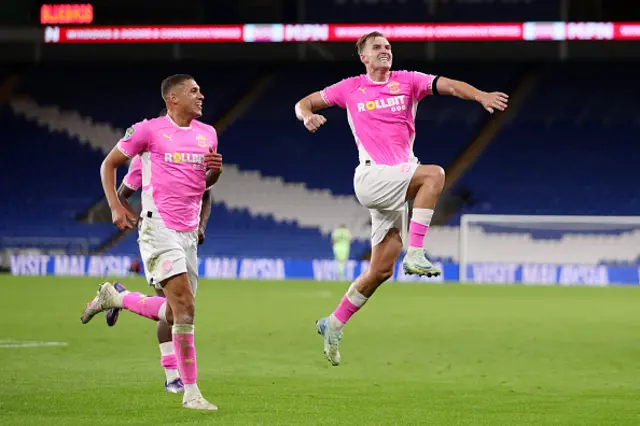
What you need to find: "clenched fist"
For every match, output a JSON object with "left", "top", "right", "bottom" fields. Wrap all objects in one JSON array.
[
  {"left": 303, "top": 114, "right": 327, "bottom": 133},
  {"left": 205, "top": 147, "right": 223, "bottom": 173}
]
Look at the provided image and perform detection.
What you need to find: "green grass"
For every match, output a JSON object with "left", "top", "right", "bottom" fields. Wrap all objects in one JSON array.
[{"left": 1, "top": 276, "right": 639, "bottom": 425}]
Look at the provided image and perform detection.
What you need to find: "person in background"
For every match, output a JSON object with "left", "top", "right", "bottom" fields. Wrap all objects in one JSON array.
[{"left": 332, "top": 224, "right": 352, "bottom": 281}]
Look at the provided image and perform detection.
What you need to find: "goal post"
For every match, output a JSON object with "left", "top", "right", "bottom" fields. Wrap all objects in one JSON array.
[{"left": 459, "top": 214, "right": 640, "bottom": 284}]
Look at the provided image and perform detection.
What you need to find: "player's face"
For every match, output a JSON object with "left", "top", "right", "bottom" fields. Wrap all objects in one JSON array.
[
  {"left": 361, "top": 36, "right": 392, "bottom": 70},
  {"left": 175, "top": 79, "right": 204, "bottom": 118}
]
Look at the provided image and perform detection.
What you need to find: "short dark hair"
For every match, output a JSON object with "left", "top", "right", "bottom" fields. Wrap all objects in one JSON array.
[
  {"left": 356, "top": 31, "right": 385, "bottom": 54},
  {"left": 160, "top": 74, "right": 193, "bottom": 100}
]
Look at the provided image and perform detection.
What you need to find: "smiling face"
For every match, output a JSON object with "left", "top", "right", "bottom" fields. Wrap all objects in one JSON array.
[
  {"left": 173, "top": 78, "right": 204, "bottom": 118},
  {"left": 162, "top": 75, "right": 204, "bottom": 119},
  {"left": 359, "top": 35, "right": 392, "bottom": 72}
]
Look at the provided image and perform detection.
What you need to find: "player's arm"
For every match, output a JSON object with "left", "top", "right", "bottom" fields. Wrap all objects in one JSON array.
[
  {"left": 295, "top": 91, "right": 329, "bottom": 133},
  {"left": 117, "top": 182, "right": 136, "bottom": 202},
  {"left": 101, "top": 147, "right": 138, "bottom": 229},
  {"left": 116, "top": 182, "right": 136, "bottom": 216},
  {"left": 197, "top": 188, "right": 212, "bottom": 245},
  {"left": 434, "top": 77, "right": 509, "bottom": 114},
  {"left": 295, "top": 91, "right": 329, "bottom": 118},
  {"left": 204, "top": 144, "right": 223, "bottom": 187},
  {"left": 205, "top": 168, "right": 222, "bottom": 188},
  {"left": 116, "top": 155, "right": 142, "bottom": 217}
]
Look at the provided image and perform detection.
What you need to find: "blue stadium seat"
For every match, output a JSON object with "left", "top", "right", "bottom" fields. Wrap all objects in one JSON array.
[
  {"left": 453, "top": 64, "right": 640, "bottom": 220},
  {"left": 5, "top": 63, "right": 636, "bottom": 259},
  {"left": 0, "top": 105, "right": 120, "bottom": 252}
]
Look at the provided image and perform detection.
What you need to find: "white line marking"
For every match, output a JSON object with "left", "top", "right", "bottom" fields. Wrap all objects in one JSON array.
[{"left": 0, "top": 340, "right": 69, "bottom": 348}]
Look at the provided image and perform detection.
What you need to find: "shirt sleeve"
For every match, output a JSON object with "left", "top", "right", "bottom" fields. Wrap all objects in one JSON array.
[
  {"left": 122, "top": 156, "right": 142, "bottom": 191},
  {"left": 412, "top": 72, "right": 436, "bottom": 102},
  {"left": 117, "top": 120, "right": 151, "bottom": 158},
  {"left": 320, "top": 78, "right": 353, "bottom": 109}
]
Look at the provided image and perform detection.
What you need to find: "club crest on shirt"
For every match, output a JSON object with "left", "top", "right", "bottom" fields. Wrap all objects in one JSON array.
[
  {"left": 123, "top": 126, "right": 135, "bottom": 140},
  {"left": 387, "top": 81, "right": 401, "bottom": 94},
  {"left": 195, "top": 135, "right": 208, "bottom": 148}
]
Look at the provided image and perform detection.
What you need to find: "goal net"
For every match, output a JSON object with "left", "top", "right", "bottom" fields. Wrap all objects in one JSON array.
[{"left": 459, "top": 214, "right": 640, "bottom": 285}]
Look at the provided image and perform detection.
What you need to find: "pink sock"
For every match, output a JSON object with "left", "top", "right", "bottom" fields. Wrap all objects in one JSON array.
[
  {"left": 173, "top": 324, "right": 197, "bottom": 385},
  {"left": 122, "top": 292, "right": 166, "bottom": 321},
  {"left": 161, "top": 354, "right": 178, "bottom": 370},
  {"left": 331, "top": 283, "right": 369, "bottom": 327},
  {"left": 409, "top": 220, "right": 428, "bottom": 248},
  {"left": 333, "top": 296, "right": 361, "bottom": 324}
]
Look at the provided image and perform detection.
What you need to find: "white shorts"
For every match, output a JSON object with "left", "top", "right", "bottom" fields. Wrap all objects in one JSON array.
[
  {"left": 137, "top": 212, "right": 199, "bottom": 295},
  {"left": 353, "top": 162, "right": 418, "bottom": 247}
]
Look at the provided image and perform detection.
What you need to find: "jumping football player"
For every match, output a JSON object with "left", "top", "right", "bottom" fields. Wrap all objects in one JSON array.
[{"left": 295, "top": 32, "right": 508, "bottom": 366}]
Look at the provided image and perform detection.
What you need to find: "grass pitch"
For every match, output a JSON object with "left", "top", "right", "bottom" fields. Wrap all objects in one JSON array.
[{"left": 1, "top": 276, "right": 639, "bottom": 425}]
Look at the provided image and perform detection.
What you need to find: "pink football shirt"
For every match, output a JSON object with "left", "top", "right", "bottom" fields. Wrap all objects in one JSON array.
[
  {"left": 117, "top": 115, "right": 218, "bottom": 232},
  {"left": 321, "top": 70, "right": 435, "bottom": 166},
  {"left": 122, "top": 155, "right": 142, "bottom": 191}
]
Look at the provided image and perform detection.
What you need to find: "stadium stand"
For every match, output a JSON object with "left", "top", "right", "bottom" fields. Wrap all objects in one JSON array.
[
  {"left": 454, "top": 64, "right": 640, "bottom": 217},
  {"left": 2, "top": 62, "right": 638, "bottom": 263},
  {"left": 0, "top": 104, "right": 116, "bottom": 253}
]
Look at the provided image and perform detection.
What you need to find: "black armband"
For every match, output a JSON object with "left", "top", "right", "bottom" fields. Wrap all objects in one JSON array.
[{"left": 432, "top": 75, "right": 441, "bottom": 96}]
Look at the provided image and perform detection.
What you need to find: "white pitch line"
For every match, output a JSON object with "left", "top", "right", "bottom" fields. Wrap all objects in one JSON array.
[{"left": 0, "top": 340, "right": 69, "bottom": 348}]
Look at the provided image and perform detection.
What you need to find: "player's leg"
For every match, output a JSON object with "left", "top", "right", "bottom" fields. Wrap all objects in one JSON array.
[
  {"left": 105, "top": 282, "right": 128, "bottom": 326},
  {"left": 154, "top": 287, "right": 184, "bottom": 393},
  {"left": 102, "top": 277, "right": 183, "bottom": 392},
  {"left": 402, "top": 165, "right": 445, "bottom": 277},
  {"left": 315, "top": 162, "right": 419, "bottom": 365},
  {"left": 80, "top": 280, "right": 169, "bottom": 325},
  {"left": 85, "top": 259, "right": 212, "bottom": 409},
  {"left": 167, "top": 231, "right": 214, "bottom": 409},
  {"left": 161, "top": 271, "right": 216, "bottom": 411},
  {"left": 84, "top": 220, "right": 171, "bottom": 325},
  {"left": 317, "top": 212, "right": 403, "bottom": 366},
  {"left": 333, "top": 245, "right": 349, "bottom": 281}
]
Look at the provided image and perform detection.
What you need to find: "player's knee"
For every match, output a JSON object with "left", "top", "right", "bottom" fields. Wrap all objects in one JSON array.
[
  {"left": 427, "top": 165, "right": 445, "bottom": 189},
  {"left": 370, "top": 265, "right": 394, "bottom": 284},
  {"left": 417, "top": 165, "right": 445, "bottom": 192},
  {"left": 168, "top": 283, "right": 195, "bottom": 324},
  {"left": 172, "top": 295, "right": 195, "bottom": 324},
  {"left": 433, "top": 165, "right": 445, "bottom": 185},
  {"left": 163, "top": 272, "right": 195, "bottom": 324}
]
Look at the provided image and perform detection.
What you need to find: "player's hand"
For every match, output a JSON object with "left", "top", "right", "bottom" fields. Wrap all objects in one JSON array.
[
  {"left": 479, "top": 91, "right": 509, "bottom": 114},
  {"left": 111, "top": 203, "right": 137, "bottom": 230},
  {"left": 197, "top": 227, "right": 206, "bottom": 245},
  {"left": 205, "top": 147, "right": 223, "bottom": 173},
  {"left": 303, "top": 114, "right": 327, "bottom": 133}
]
